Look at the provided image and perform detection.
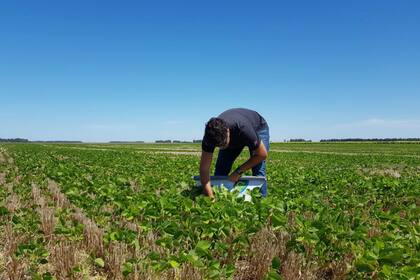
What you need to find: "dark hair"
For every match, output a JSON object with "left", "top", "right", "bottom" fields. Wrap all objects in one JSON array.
[{"left": 205, "top": 118, "right": 229, "bottom": 147}]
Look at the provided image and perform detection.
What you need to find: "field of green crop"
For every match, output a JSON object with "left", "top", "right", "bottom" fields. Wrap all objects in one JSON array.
[{"left": 0, "top": 143, "right": 419, "bottom": 280}]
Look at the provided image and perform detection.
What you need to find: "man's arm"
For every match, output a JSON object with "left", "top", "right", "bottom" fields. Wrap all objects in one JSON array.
[
  {"left": 200, "top": 151, "right": 214, "bottom": 198},
  {"left": 228, "top": 141, "right": 268, "bottom": 182}
]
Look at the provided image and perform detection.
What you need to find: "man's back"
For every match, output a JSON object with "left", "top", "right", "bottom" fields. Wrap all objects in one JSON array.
[{"left": 217, "top": 108, "right": 268, "bottom": 131}]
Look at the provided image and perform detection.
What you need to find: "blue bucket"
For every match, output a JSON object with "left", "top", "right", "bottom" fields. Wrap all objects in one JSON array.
[{"left": 193, "top": 175, "right": 266, "bottom": 201}]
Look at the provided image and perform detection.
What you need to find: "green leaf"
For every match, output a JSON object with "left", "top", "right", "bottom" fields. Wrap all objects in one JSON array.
[
  {"left": 272, "top": 214, "right": 286, "bottom": 228},
  {"left": 0, "top": 206, "right": 9, "bottom": 216},
  {"left": 169, "top": 260, "right": 180, "bottom": 268},
  {"left": 42, "top": 272, "right": 56, "bottom": 280},
  {"left": 272, "top": 256, "right": 281, "bottom": 270},
  {"left": 196, "top": 240, "right": 211, "bottom": 250},
  {"left": 122, "top": 261, "right": 134, "bottom": 276},
  {"left": 355, "top": 258, "right": 376, "bottom": 272},
  {"left": 381, "top": 264, "right": 392, "bottom": 276},
  {"left": 379, "top": 248, "right": 404, "bottom": 264},
  {"left": 208, "top": 268, "right": 220, "bottom": 279},
  {"left": 265, "top": 269, "right": 282, "bottom": 280},
  {"left": 94, "top": 258, "right": 105, "bottom": 268},
  {"left": 148, "top": 251, "right": 160, "bottom": 261}
]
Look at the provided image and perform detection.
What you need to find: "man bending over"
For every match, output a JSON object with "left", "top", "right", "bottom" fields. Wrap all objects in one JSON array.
[{"left": 199, "top": 108, "right": 270, "bottom": 198}]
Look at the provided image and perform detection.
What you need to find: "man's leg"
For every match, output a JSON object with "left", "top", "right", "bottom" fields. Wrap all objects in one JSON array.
[
  {"left": 250, "top": 127, "right": 270, "bottom": 196},
  {"left": 215, "top": 148, "right": 243, "bottom": 176}
]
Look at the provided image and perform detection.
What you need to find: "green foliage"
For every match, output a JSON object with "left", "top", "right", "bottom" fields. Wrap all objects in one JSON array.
[
  {"left": 2, "top": 142, "right": 419, "bottom": 279},
  {"left": 94, "top": 257, "right": 105, "bottom": 268}
]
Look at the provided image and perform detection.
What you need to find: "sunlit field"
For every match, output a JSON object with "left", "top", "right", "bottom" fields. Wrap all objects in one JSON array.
[{"left": 1, "top": 142, "right": 419, "bottom": 279}]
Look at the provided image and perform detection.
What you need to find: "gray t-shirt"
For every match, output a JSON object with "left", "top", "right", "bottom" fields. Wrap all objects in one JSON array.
[{"left": 202, "top": 108, "right": 268, "bottom": 153}]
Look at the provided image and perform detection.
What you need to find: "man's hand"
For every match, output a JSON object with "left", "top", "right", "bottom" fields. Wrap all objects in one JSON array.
[
  {"left": 203, "top": 181, "right": 214, "bottom": 199},
  {"left": 229, "top": 141, "right": 268, "bottom": 180},
  {"left": 228, "top": 171, "right": 241, "bottom": 183}
]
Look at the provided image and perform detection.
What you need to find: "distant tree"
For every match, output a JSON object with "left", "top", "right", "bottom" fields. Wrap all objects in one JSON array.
[
  {"left": 155, "top": 140, "right": 172, "bottom": 143},
  {"left": 109, "top": 141, "right": 144, "bottom": 143},
  {"left": 288, "top": 139, "right": 312, "bottom": 142},
  {"left": 0, "top": 138, "right": 29, "bottom": 142},
  {"left": 32, "top": 140, "right": 82, "bottom": 143}
]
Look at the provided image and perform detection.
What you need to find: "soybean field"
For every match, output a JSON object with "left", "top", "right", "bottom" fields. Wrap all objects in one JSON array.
[{"left": 0, "top": 142, "right": 419, "bottom": 280}]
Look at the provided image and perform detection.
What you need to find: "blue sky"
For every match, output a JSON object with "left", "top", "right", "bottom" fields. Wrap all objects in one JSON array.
[{"left": 1, "top": 1, "right": 419, "bottom": 142}]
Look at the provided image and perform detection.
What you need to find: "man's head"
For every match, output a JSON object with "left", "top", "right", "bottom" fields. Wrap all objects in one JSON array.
[{"left": 205, "top": 118, "right": 230, "bottom": 149}]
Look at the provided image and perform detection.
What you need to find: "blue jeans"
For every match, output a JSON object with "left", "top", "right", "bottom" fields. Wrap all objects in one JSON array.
[{"left": 214, "top": 127, "right": 270, "bottom": 196}]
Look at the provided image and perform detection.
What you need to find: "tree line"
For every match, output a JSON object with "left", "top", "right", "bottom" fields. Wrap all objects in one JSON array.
[
  {"left": 0, "top": 138, "right": 29, "bottom": 142},
  {"left": 320, "top": 138, "right": 420, "bottom": 142}
]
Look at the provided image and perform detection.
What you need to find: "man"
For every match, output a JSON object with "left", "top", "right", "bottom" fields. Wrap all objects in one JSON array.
[{"left": 199, "top": 108, "right": 270, "bottom": 198}]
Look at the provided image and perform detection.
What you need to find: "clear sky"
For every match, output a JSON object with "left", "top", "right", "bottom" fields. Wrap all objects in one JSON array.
[{"left": 1, "top": 1, "right": 419, "bottom": 142}]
